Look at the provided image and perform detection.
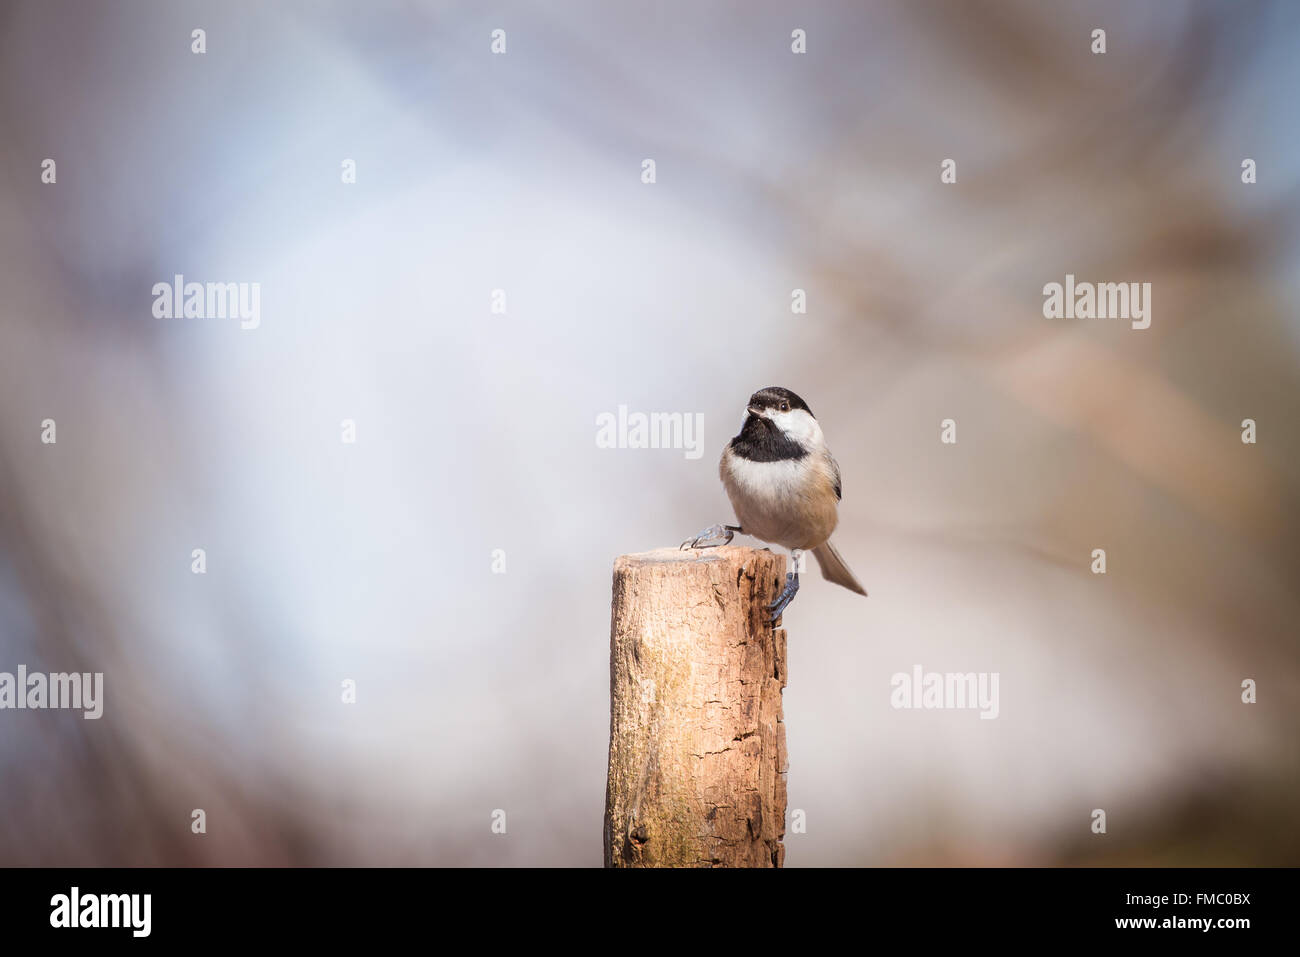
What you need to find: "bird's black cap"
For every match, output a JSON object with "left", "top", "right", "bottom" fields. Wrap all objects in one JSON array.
[{"left": 748, "top": 386, "right": 813, "bottom": 417}]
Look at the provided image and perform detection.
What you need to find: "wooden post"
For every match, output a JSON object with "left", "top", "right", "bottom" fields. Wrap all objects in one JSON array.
[{"left": 604, "top": 545, "right": 788, "bottom": 867}]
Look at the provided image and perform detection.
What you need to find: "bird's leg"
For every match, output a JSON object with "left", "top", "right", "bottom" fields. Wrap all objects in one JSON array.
[
  {"left": 680, "top": 524, "right": 742, "bottom": 550},
  {"left": 767, "top": 549, "right": 802, "bottom": 622}
]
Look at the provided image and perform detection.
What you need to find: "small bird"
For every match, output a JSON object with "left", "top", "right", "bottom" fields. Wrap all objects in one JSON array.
[{"left": 682, "top": 386, "right": 867, "bottom": 620}]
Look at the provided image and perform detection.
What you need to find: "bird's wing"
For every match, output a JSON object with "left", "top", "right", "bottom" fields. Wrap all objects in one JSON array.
[{"left": 827, "top": 451, "right": 842, "bottom": 501}]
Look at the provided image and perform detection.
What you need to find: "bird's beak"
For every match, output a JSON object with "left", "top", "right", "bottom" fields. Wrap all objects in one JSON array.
[{"left": 747, "top": 405, "right": 765, "bottom": 418}]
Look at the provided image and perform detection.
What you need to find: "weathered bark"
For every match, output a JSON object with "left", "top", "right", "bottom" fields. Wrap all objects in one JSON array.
[{"left": 604, "top": 546, "right": 788, "bottom": 867}]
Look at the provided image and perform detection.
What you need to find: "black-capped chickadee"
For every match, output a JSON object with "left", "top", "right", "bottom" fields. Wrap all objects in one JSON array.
[{"left": 683, "top": 386, "right": 867, "bottom": 621}]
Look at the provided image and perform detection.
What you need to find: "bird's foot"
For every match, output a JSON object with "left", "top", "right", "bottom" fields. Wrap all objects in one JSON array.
[
  {"left": 680, "top": 524, "right": 741, "bottom": 550},
  {"left": 767, "top": 569, "right": 800, "bottom": 623}
]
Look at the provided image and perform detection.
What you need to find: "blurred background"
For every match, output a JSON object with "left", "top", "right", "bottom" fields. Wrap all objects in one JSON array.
[{"left": 1, "top": 0, "right": 1297, "bottom": 866}]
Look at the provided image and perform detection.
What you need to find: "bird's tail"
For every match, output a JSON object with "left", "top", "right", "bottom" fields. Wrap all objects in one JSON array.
[{"left": 811, "top": 540, "right": 868, "bottom": 596}]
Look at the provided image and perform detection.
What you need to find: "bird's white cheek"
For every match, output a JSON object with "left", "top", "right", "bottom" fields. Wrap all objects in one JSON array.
[{"left": 774, "top": 410, "right": 822, "bottom": 446}]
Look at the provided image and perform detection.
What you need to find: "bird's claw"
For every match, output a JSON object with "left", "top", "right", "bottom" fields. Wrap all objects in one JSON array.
[
  {"left": 680, "top": 524, "right": 740, "bottom": 550},
  {"left": 767, "top": 570, "right": 800, "bottom": 622}
]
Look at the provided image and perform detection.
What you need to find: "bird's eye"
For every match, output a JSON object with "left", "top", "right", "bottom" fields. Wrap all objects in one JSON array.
[{"left": 780, "top": 401, "right": 789, "bottom": 412}]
